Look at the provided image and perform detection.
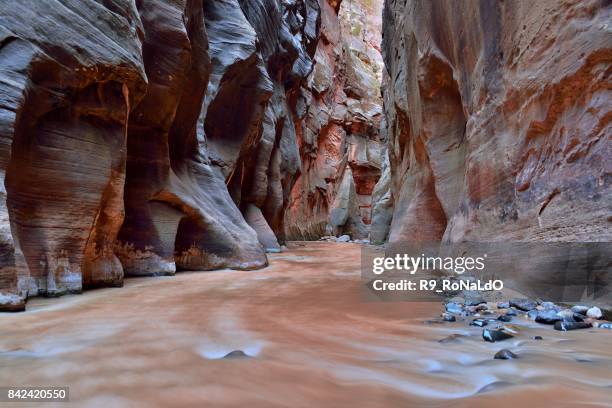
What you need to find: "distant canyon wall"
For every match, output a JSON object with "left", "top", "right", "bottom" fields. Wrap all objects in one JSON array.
[
  {"left": 373, "top": 0, "right": 611, "bottom": 245},
  {"left": 284, "top": 0, "right": 384, "bottom": 240},
  {"left": 1, "top": 0, "right": 357, "bottom": 311}
]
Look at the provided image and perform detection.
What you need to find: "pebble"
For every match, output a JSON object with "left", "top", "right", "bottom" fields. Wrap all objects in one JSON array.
[
  {"left": 554, "top": 321, "right": 592, "bottom": 331},
  {"left": 510, "top": 298, "right": 537, "bottom": 312},
  {"left": 595, "top": 322, "right": 612, "bottom": 329},
  {"left": 336, "top": 235, "right": 351, "bottom": 242},
  {"left": 483, "top": 328, "right": 514, "bottom": 342},
  {"left": 494, "top": 349, "right": 518, "bottom": 360},
  {"left": 496, "top": 301, "right": 510, "bottom": 309},
  {"left": 442, "top": 313, "right": 456, "bottom": 322},
  {"left": 505, "top": 308, "right": 518, "bottom": 316},
  {"left": 587, "top": 306, "right": 602, "bottom": 319},
  {"left": 497, "top": 315, "right": 512, "bottom": 322},
  {"left": 534, "top": 335, "right": 543, "bottom": 340},
  {"left": 471, "top": 318, "right": 488, "bottom": 327}
]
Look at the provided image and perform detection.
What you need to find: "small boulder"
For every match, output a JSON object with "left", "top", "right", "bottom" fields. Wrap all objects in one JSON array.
[
  {"left": 442, "top": 313, "right": 456, "bottom": 322},
  {"left": 336, "top": 235, "right": 351, "bottom": 242},
  {"left": 483, "top": 328, "right": 514, "bottom": 342},
  {"left": 535, "top": 309, "right": 562, "bottom": 324},
  {"left": 554, "top": 321, "right": 592, "bottom": 331},
  {"left": 586, "top": 306, "right": 602, "bottom": 319},
  {"left": 496, "top": 301, "right": 510, "bottom": 309},
  {"left": 534, "top": 335, "right": 543, "bottom": 340},
  {"left": 497, "top": 315, "right": 512, "bottom": 322},
  {"left": 595, "top": 322, "right": 612, "bottom": 329},
  {"left": 494, "top": 349, "right": 518, "bottom": 360},
  {"left": 445, "top": 302, "right": 464, "bottom": 314},
  {"left": 223, "top": 350, "right": 250, "bottom": 359},
  {"left": 505, "top": 308, "right": 518, "bottom": 316},
  {"left": 510, "top": 298, "right": 537, "bottom": 312}
]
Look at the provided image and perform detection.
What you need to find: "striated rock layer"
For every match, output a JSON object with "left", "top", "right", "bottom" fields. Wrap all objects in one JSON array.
[
  {"left": 374, "top": 0, "right": 611, "bottom": 245},
  {"left": 284, "top": 0, "right": 384, "bottom": 240},
  {"left": 0, "top": 0, "right": 324, "bottom": 311}
]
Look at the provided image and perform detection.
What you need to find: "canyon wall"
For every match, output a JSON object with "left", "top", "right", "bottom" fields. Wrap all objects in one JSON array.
[
  {"left": 375, "top": 0, "right": 611, "bottom": 245},
  {"left": 0, "top": 0, "right": 328, "bottom": 311},
  {"left": 284, "top": 0, "right": 384, "bottom": 240}
]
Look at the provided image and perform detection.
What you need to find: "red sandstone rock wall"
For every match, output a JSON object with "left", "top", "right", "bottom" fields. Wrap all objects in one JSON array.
[
  {"left": 0, "top": 0, "right": 322, "bottom": 311},
  {"left": 375, "top": 0, "right": 611, "bottom": 245},
  {"left": 284, "top": 0, "right": 384, "bottom": 240}
]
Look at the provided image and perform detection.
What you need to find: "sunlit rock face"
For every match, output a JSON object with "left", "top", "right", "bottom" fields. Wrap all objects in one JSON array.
[
  {"left": 284, "top": 0, "right": 384, "bottom": 240},
  {"left": 374, "top": 0, "right": 611, "bottom": 244},
  {"left": 0, "top": 0, "right": 321, "bottom": 310}
]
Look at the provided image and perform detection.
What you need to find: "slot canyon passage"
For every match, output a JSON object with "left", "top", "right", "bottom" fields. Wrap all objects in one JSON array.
[{"left": 0, "top": 0, "right": 610, "bottom": 406}]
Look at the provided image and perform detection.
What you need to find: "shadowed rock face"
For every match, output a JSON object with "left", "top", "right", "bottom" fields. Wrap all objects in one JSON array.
[
  {"left": 374, "top": 0, "right": 611, "bottom": 244},
  {"left": 0, "top": 0, "right": 323, "bottom": 310},
  {"left": 0, "top": 0, "right": 147, "bottom": 310},
  {"left": 284, "top": 0, "right": 384, "bottom": 240}
]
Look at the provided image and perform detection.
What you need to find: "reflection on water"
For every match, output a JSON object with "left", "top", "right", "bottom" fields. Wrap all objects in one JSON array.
[{"left": 0, "top": 242, "right": 611, "bottom": 407}]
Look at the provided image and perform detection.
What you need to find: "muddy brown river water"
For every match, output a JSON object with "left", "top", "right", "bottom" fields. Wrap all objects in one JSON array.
[{"left": 0, "top": 242, "right": 611, "bottom": 407}]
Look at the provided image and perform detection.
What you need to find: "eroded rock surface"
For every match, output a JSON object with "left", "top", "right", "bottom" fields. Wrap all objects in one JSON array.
[
  {"left": 0, "top": 0, "right": 147, "bottom": 309},
  {"left": 375, "top": 0, "right": 611, "bottom": 244},
  {"left": 284, "top": 0, "right": 384, "bottom": 240},
  {"left": 0, "top": 0, "right": 330, "bottom": 310}
]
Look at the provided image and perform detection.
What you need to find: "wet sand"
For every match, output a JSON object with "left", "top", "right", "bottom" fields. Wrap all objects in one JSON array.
[{"left": 1, "top": 242, "right": 611, "bottom": 407}]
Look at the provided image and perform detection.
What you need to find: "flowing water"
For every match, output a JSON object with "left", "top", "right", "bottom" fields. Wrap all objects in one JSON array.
[{"left": 0, "top": 242, "right": 611, "bottom": 407}]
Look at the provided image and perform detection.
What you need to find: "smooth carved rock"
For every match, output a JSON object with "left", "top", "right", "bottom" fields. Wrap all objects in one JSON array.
[
  {"left": 0, "top": 0, "right": 323, "bottom": 310},
  {"left": 374, "top": 0, "right": 611, "bottom": 252},
  {"left": 0, "top": 0, "right": 146, "bottom": 307}
]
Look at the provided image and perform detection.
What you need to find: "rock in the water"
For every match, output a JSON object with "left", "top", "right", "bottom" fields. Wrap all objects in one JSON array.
[
  {"left": 539, "top": 301, "right": 560, "bottom": 311},
  {"left": 527, "top": 310, "right": 538, "bottom": 320},
  {"left": 336, "top": 235, "right": 351, "bottom": 242},
  {"left": 494, "top": 349, "right": 518, "bottom": 360},
  {"left": 0, "top": 293, "right": 26, "bottom": 312},
  {"left": 505, "top": 308, "right": 518, "bottom": 317},
  {"left": 534, "top": 336, "right": 543, "bottom": 340},
  {"left": 586, "top": 307, "right": 603, "bottom": 319},
  {"left": 445, "top": 302, "right": 463, "bottom": 314},
  {"left": 464, "top": 298, "right": 486, "bottom": 307},
  {"left": 438, "top": 334, "right": 467, "bottom": 343},
  {"left": 535, "top": 309, "right": 563, "bottom": 324},
  {"left": 496, "top": 301, "right": 510, "bottom": 309},
  {"left": 471, "top": 318, "right": 488, "bottom": 327},
  {"left": 442, "top": 313, "right": 456, "bottom": 322},
  {"left": 596, "top": 322, "right": 612, "bottom": 329},
  {"left": 554, "top": 321, "right": 593, "bottom": 331},
  {"left": 571, "top": 305, "right": 589, "bottom": 315},
  {"left": 223, "top": 350, "right": 250, "bottom": 359},
  {"left": 482, "top": 329, "right": 514, "bottom": 342},
  {"left": 510, "top": 298, "right": 538, "bottom": 312},
  {"left": 497, "top": 315, "right": 512, "bottom": 322}
]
